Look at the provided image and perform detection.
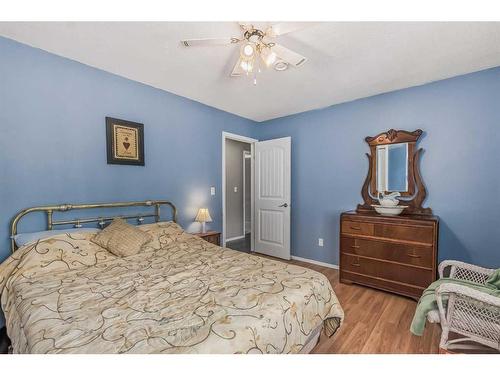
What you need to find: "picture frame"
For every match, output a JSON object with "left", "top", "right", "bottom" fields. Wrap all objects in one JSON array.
[{"left": 106, "top": 117, "right": 145, "bottom": 166}]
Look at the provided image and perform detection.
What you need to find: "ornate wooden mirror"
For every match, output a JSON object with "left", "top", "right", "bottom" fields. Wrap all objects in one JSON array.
[{"left": 357, "top": 129, "right": 432, "bottom": 215}]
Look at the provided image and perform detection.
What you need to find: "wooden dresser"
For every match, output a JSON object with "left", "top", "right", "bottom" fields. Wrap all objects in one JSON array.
[{"left": 339, "top": 211, "right": 439, "bottom": 300}]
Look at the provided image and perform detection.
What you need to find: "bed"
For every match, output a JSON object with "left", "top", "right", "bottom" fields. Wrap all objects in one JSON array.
[{"left": 0, "top": 200, "right": 344, "bottom": 354}]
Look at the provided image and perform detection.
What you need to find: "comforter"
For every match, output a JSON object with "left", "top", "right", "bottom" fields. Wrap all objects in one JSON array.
[{"left": 0, "top": 222, "right": 343, "bottom": 353}]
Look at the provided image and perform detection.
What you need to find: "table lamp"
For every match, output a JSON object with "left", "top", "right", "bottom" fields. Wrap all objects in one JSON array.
[{"left": 195, "top": 208, "right": 212, "bottom": 233}]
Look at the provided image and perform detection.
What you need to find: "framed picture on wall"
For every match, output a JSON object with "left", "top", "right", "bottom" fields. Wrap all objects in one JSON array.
[{"left": 106, "top": 117, "right": 145, "bottom": 166}]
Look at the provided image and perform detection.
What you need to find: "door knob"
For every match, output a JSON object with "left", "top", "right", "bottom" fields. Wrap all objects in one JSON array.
[{"left": 278, "top": 203, "right": 288, "bottom": 208}]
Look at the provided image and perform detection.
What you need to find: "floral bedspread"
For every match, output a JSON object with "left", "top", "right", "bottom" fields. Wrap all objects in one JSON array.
[{"left": 0, "top": 222, "right": 343, "bottom": 353}]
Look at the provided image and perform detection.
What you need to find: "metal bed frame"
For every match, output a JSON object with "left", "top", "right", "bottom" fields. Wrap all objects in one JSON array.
[{"left": 10, "top": 200, "right": 177, "bottom": 253}]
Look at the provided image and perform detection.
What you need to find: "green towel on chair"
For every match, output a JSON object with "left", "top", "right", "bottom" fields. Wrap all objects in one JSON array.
[
  {"left": 486, "top": 268, "right": 500, "bottom": 289},
  {"left": 410, "top": 268, "right": 500, "bottom": 336}
]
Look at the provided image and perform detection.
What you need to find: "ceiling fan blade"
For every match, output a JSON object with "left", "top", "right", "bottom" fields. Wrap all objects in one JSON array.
[
  {"left": 238, "top": 22, "right": 253, "bottom": 31},
  {"left": 231, "top": 57, "right": 244, "bottom": 77},
  {"left": 270, "top": 43, "right": 307, "bottom": 67},
  {"left": 181, "top": 37, "right": 239, "bottom": 47},
  {"left": 267, "top": 22, "right": 309, "bottom": 37}
]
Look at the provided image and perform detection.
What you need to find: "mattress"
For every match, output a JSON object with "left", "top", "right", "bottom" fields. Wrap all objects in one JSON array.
[{"left": 0, "top": 221, "right": 343, "bottom": 353}]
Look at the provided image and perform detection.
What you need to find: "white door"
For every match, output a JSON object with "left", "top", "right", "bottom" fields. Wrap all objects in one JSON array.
[{"left": 254, "top": 137, "right": 291, "bottom": 260}]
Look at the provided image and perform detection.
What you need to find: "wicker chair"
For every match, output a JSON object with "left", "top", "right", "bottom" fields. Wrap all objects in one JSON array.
[{"left": 430, "top": 260, "right": 500, "bottom": 352}]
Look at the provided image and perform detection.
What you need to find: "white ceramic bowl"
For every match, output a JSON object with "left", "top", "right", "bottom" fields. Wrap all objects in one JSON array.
[
  {"left": 371, "top": 204, "right": 407, "bottom": 216},
  {"left": 378, "top": 198, "right": 400, "bottom": 207}
]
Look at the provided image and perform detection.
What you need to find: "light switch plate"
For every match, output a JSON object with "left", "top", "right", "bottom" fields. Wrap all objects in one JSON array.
[
  {"left": 210, "top": 187, "right": 216, "bottom": 196},
  {"left": 234, "top": 186, "right": 238, "bottom": 193},
  {"left": 318, "top": 238, "right": 324, "bottom": 247}
]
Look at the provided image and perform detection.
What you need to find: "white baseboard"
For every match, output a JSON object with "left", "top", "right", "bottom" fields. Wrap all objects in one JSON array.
[
  {"left": 291, "top": 255, "right": 339, "bottom": 269},
  {"left": 226, "top": 235, "right": 245, "bottom": 242}
]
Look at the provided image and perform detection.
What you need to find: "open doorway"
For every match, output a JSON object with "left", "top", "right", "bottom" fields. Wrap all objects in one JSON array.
[
  {"left": 222, "top": 132, "right": 291, "bottom": 260},
  {"left": 222, "top": 132, "right": 256, "bottom": 253}
]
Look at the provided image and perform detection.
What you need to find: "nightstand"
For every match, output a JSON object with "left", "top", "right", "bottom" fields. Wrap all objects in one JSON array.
[{"left": 194, "top": 231, "right": 221, "bottom": 246}]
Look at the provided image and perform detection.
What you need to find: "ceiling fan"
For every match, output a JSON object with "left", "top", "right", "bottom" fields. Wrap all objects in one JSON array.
[{"left": 181, "top": 23, "right": 309, "bottom": 84}]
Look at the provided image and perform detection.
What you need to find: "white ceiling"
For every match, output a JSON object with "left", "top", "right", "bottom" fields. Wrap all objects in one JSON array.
[{"left": 1, "top": 22, "right": 500, "bottom": 122}]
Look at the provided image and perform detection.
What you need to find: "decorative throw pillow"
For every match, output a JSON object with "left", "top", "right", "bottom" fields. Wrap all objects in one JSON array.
[{"left": 91, "top": 218, "right": 153, "bottom": 257}]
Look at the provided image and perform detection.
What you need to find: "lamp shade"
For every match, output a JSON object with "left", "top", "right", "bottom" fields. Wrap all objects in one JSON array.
[{"left": 195, "top": 208, "right": 212, "bottom": 223}]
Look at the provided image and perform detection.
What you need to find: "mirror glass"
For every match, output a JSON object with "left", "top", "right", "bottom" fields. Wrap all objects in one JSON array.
[{"left": 376, "top": 143, "right": 408, "bottom": 192}]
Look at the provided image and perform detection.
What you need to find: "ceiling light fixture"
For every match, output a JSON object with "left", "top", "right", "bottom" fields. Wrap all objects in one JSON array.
[
  {"left": 236, "top": 28, "right": 296, "bottom": 84},
  {"left": 239, "top": 42, "right": 275, "bottom": 84}
]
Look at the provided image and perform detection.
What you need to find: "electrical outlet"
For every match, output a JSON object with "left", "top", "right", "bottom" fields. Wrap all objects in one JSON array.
[
  {"left": 210, "top": 187, "right": 216, "bottom": 196},
  {"left": 234, "top": 186, "right": 238, "bottom": 193},
  {"left": 318, "top": 238, "right": 324, "bottom": 247}
]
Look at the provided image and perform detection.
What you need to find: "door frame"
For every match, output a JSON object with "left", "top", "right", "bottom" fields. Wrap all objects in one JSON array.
[
  {"left": 222, "top": 131, "right": 258, "bottom": 248},
  {"left": 242, "top": 150, "right": 252, "bottom": 236}
]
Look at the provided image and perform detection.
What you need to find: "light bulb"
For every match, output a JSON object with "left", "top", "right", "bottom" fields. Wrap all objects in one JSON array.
[
  {"left": 244, "top": 44, "right": 254, "bottom": 56},
  {"left": 240, "top": 43, "right": 255, "bottom": 59}
]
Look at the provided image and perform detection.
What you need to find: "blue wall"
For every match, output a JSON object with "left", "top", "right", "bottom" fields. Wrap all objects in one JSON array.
[
  {"left": 258, "top": 67, "right": 500, "bottom": 268},
  {"left": 0, "top": 36, "right": 257, "bottom": 263}
]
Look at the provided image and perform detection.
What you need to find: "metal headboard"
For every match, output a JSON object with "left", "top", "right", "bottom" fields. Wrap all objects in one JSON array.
[{"left": 10, "top": 200, "right": 177, "bottom": 253}]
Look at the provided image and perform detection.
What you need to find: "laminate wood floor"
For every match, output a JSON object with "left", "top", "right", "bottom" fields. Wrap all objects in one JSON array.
[{"left": 287, "top": 259, "right": 442, "bottom": 354}]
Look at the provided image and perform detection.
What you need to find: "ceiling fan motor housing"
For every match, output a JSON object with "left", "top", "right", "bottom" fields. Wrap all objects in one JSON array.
[{"left": 244, "top": 28, "right": 265, "bottom": 43}]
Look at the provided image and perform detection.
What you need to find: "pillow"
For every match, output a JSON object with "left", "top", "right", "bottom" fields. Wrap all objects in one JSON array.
[
  {"left": 138, "top": 221, "right": 185, "bottom": 250},
  {"left": 14, "top": 228, "right": 101, "bottom": 247},
  {"left": 138, "top": 221, "right": 184, "bottom": 235},
  {"left": 91, "top": 218, "right": 153, "bottom": 257}
]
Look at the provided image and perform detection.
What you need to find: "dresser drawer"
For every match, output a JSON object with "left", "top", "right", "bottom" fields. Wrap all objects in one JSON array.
[
  {"left": 373, "top": 223, "right": 434, "bottom": 244},
  {"left": 342, "top": 219, "right": 435, "bottom": 245},
  {"left": 340, "top": 271, "right": 425, "bottom": 299},
  {"left": 341, "top": 220, "right": 374, "bottom": 236},
  {"left": 340, "top": 253, "right": 434, "bottom": 288},
  {"left": 340, "top": 236, "right": 434, "bottom": 268}
]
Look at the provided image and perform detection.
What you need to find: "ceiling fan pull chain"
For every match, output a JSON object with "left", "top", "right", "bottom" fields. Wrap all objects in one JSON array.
[{"left": 253, "top": 56, "right": 260, "bottom": 85}]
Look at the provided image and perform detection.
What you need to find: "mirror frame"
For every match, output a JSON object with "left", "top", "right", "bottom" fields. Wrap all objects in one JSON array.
[{"left": 357, "top": 129, "right": 432, "bottom": 215}]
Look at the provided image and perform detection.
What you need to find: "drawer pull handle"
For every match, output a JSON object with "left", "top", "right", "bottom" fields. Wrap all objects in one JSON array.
[
  {"left": 351, "top": 245, "right": 360, "bottom": 249},
  {"left": 350, "top": 226, "right": 361, "bottom": 230},
  {"left": 407, "top": 253, "right": 421, "bottom": 258},
  {"left": 351, "top": 262, "right": 361, "bottom": 267}
]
